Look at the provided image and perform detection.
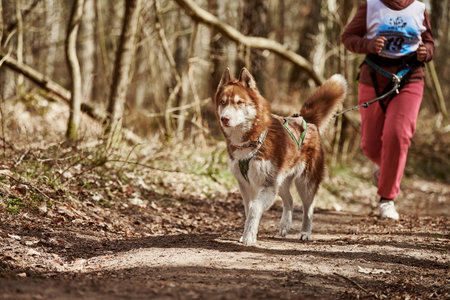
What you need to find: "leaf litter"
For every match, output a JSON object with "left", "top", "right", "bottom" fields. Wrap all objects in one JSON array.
[{"left": 0, "top": 128, "right": 448, "bottom": 299}]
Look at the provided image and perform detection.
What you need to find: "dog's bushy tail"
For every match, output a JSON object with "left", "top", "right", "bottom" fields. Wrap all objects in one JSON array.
[{"left": 300, "top": 74, "right": 347, "bottom": 133}]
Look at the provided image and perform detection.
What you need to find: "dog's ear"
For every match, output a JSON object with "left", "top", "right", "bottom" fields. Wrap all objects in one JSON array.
[
  {"left": 238, "top": 68, "right": 257, "bottom": 90},
  {"left": 218, "top": 68, "right": 231, "bottom": 89}
]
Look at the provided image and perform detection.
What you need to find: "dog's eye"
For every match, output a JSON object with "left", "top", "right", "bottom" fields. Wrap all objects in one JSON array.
[
  {"left": 220, "top": 100, "right": 226, "bottom": 105},
  {"left": 236, "top": 100, "right": 244, "bottom": 105}
]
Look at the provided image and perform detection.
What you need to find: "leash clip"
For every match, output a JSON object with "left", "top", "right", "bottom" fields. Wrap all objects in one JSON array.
[
  {"left": 392, "top": 74, "right": 401, "bottom": 84},
  {"left": 392, "top": 74, "right": 401, "bottom": 94}
]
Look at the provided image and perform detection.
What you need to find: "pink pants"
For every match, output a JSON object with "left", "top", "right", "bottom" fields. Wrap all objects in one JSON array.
[{"left": 358, "top": 81, "right": 424, "bottom": 199}]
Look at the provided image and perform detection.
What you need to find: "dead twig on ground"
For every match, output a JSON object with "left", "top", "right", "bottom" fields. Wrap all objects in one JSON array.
[
  {"left": 333, "top": 272, "right": 380, "bottom": 299},
  {"left": 14, "top": 150, "right": 31, "bottom": 166},
  {"left": 2, "top": 173, "right": 53, "bottom": 202}
]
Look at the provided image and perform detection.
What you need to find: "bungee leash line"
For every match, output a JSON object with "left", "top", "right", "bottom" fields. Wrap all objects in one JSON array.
[{"left": 333, "top": 57, "right": 412, "bottom": 118}]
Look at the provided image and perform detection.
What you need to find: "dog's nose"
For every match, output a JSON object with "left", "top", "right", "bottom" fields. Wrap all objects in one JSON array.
[{"left": 221, "top": 116, "right": 230, "bottom": 126}]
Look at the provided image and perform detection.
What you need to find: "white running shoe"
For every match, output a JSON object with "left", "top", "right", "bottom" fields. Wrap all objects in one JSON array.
[
  {"left": 372, "top": 166, "right": 380, "bottom": 187},
  {"left": 379, "top": 200, "right": 399, "bottom": 220}
]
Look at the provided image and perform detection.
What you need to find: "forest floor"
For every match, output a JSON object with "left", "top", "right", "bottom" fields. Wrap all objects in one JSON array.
[
  {"left": 0, "top": 154, "right": 449, "bottom": 300},
  {"left": 0, "top": 100, "right": 449, "bottom": 299}
]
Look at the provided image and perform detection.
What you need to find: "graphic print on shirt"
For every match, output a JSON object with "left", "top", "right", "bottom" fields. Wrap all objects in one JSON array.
[
  {"left": 377, "top": 15, "right": 420, "bottom": 55},
  {"left": 365, "top": 0, "right": 426, "bottom": 58}
]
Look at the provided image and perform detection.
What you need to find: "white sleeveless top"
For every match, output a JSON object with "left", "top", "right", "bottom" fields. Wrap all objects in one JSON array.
[{"left": 366, "top": 0, "right": 426, "bottom": 58}]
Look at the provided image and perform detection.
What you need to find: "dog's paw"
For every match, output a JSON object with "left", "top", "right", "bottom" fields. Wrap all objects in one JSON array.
[
  {"left": 299, "top": 231, "right": 311, "bottom": 241},
  {"left": 242, "top": 239, "right": 256, "bottom": 246},
  {"left": 279, "top": 212, "right": 292, "bottom": 237},
  {"left": 279, "top": 221, "right": 291, "bottom": 237},
  {"left": 240, "top": 234, "right": 257, "bottom": 246},
  {"left": 279, "top": 227, "right": 289, "bottom": 237}
]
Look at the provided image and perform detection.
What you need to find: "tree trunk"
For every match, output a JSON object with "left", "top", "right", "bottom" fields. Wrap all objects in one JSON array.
[
  {"left": 65, "top": 0, "right": 85, "bottom": 140},
  {"left": 237, "top": 0, "right": 268, "bottom": 93},
  {"left": 288, "top": 0, "right": 321, "bottom": 91},
  {"left": 209, "top": 0, "right": 241, "bottom": 96},
  {"left": 0, "top": 0, "right": 3, "bottom": 48},
  {"left": 106, "top": 0, "right": 143, "bottom": 141},
  {"left": 44, "top": 0, "right": 62, "bottom": 78},
  {"left": 79, "top": 0, "right": 96, "bottom": 102},
  {"left": 15, "top": 0, "right": 24, "bottom": 94}
]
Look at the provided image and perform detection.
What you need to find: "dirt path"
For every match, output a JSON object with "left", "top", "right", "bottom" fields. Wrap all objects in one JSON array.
[{"left": 0, "top": 181, "right": 449, "bottom": 299}]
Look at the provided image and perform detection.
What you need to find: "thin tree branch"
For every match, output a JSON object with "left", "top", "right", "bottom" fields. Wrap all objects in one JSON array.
[
  {"left": 0, "top": 53, "right": 142, "bottom": 144},
  {"left": 4, "top": 0, "right": 41, "bottom": 38},
  {"left": 173, "top": 0, "right": 324, "bottom": 85}
]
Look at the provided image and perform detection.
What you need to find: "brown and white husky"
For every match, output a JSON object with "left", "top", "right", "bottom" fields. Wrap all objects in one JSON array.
[{"left": 214, "top": 67, "right": 346, "bottom": 245}]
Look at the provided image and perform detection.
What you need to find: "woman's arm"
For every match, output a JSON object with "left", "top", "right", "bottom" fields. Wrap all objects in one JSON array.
[
  {"left": 419, "top": 9, "right": 434, "bottom": 62},
  {"left": 341, "top": 3, "right": 372, "bottom": 54}
]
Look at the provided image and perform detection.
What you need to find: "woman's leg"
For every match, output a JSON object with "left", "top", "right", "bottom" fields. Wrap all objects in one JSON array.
[
  {"left": 358, "top": 83, "right": 385, "bottom": 166},
  {"left": 378, "top": 81, "right": 424, "bottom": 199}
]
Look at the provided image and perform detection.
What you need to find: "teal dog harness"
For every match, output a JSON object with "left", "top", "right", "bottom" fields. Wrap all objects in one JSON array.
[{"left": 238, "top": 114, "right": 308, "bottom": 181}]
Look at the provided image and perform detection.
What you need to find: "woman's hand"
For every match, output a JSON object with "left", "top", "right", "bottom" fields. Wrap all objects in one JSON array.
[
  {"left": 417, "top": 42, "right": 428, "bottom": 62},
  {"left": 368, "top": 36, "right": 387, "bottom": 54}
]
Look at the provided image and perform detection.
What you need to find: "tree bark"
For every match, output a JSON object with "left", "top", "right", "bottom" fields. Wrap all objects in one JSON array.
[
  {"left": 173, "top": 0, "right": 324, "bottom": 85},
  {"left": 208, "top": 0, "right": 241, "bottom": 97},
  {"left": 288, "top": 0, "right": 321, "bottom": 91},
  {"left": 106, "top": 0, "right": 143, "bottom": 139},
  {"left": 15, "top": 0, "right": 24, "bottom": 93},
  {"left": 2, "top": 0, "right": 40, "bottom": 45},
  {"left": 0, "top": 0, "right": 3, "bottom": 50},
  {"left": 65, "top": 0, "right": 85, "bottom": 140},
  {"left": 79, "top": 0, "right": 96, "bottom": 102},
  {"left": 0, "top": 54, "right": 70, "bottom": 100},
  {"left": 44, "top": 0, "right": 61, "bottom": 77},
  {"left": 238, "top": 0, "right": 268, "bottom": 93}
]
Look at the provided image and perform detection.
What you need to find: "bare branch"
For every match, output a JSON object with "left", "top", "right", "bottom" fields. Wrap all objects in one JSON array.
[
  {"left": 0, "top": 53, "right": 143, "bottom": 144},
  {"left": 173, "top": 0, "right": 324, "bottom": 85}
]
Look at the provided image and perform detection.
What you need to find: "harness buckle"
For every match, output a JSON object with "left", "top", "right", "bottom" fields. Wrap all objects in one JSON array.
[{"left": 392, "top": 74, "right": 401, "bottom": 84}]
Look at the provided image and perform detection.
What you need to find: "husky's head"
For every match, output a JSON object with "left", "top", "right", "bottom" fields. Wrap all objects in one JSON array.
[{"left": 214, "top": 68, "right": 271, "bottom": 143}]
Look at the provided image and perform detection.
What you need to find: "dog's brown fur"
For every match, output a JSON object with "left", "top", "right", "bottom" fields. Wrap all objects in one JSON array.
[{"left": 214, "top": 68, "right": 346, "bottom": 244}]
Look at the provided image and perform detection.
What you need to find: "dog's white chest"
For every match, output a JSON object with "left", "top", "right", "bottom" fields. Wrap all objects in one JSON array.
[{"left": 229, "top": 158, "right": 274, "bottom": 187}]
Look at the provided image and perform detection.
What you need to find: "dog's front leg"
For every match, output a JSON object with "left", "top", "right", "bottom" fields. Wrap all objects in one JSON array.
[
  {"left": 241, "top": 187, "right": 276, "bottom": 245},
  {"left": 238, "top": 181, "right": 251, "bottom": 243},
  {"left": 238, "top": 181, "right": 250, "bottom": 218}
]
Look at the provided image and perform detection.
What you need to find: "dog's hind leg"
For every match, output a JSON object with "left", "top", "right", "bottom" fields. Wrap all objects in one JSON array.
[
  {"left": 242, "top": 187, "right": 276, "bottom": 245},
  {"left": 279, "top": 177, "right": 294, "bottom": 237},
  {"left": 295, "top": 177, "right": 318, "bottom": 241}
]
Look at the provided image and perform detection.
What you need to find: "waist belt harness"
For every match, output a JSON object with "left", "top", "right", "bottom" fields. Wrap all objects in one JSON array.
[
  {"left": 365, "top": 52, "right": 423, "bottom": 112},
  {"left": 334, "top": 53, "right": 424, "bottom": 118}
]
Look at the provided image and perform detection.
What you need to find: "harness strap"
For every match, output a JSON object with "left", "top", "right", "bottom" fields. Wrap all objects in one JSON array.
[
  {"left": 238, "top": 115, "right": 308, "bottom": 181},
  {"left": 231, "top": 130, "right": 268, "bottom": 150},
  {"left": 282, "top": 117, "right": 307, "bottom": 149},
  {"left": 364, "top": 54, "right": 422, "bottom": 112},
  {"left": 239, "top": 158, "right": 251, "bottom": 181},
  {"left": 368, "top": 67, "right": 394, "bottom": 112},
  {"left": 364, "top": 57, "right": 396, "bottom": 80},
  {"left": 237, "top": 130, "right": 268, "bottom": 181}
]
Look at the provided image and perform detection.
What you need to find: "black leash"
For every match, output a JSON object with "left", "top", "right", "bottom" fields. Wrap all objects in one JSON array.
[
  {"left": 334, "top": 56, "right": 416, "bottom": 118},
  {"left": 333, "top": 75, "right": 401, "bottom": 118}
]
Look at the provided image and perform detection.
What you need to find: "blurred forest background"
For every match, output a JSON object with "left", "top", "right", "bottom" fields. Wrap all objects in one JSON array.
[
  {"left": 0, "top": 0, "right": 449, "bottom": 200},
  {"left": 0, "top": 2, "right": 449, "bottom": 298}
]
